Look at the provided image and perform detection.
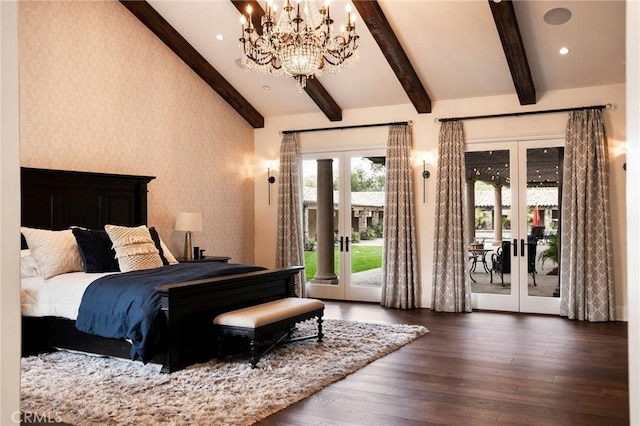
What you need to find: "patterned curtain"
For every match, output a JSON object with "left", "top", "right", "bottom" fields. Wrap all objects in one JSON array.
[
  {"left": 431, "top": 121, "right": 472, "bottom": 312},
  {"left": 560, "top": 109, "right": 614, "bottom": 321},
  {"left": 381, "top": 125, "right": 419, "bottom": 309},
  {"left": 275, "top": 133, "right": 306, "bottom": 297}
]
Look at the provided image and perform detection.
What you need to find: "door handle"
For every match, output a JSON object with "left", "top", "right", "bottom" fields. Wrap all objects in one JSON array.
[
  {"left": 513, "top": 238, "right": 518, "bottom": 257},
  {"left": 521, "top": 239, "right": 525, "bottom": 257},
  {"left": 345, "top": 236, "right": 350, "bottom": 252},
  {"left": 339, "top": 236, "right": 344, "bottom": 252}
]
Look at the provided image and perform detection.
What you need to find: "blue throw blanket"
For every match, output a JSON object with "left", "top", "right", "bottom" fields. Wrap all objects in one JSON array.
[{"left": 76, "top": 262, "right": 266, "bottom": 363}]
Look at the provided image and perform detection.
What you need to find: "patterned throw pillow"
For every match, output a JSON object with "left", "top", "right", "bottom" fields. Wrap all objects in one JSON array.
[
  {"left": 20, "top": 227, "right": 84, "bottom": 279},
  {"left": 104, "top": 225, "right": 163, "bottom": 272}
]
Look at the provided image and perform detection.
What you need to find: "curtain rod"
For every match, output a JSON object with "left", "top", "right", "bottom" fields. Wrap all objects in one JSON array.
[
  {"left": 437, "top": 104, "right": 612, "bottom": 123},
  {"left": 281, "top": 120, "right": 413, "bottom": 135}
]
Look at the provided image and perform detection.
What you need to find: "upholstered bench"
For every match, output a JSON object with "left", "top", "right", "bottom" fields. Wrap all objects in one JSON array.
[{"left": 214, "top": 297, "right": 324, "bottom": 367}]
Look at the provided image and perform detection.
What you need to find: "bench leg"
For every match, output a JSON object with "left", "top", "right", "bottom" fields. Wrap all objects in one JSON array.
[
  {"left": 250, "top": 330, "right": 290, "bottom": 368},
  {"left": 249, "top": 339, "right": 259, "bottom": 368},
  {"left": 287, "top": 325, "right": 295, "bottom": 339},
  {"left": 317, "top": 316, "right": 323, "bottom": 342}
]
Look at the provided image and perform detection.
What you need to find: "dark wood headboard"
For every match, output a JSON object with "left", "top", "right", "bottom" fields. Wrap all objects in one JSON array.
[{"left": 21, "top": 168, "right": 156, "bottom": 241}]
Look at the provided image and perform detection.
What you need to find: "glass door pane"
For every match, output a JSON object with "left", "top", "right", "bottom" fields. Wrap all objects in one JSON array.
[
  {"left": 518, "top": 142, "right": 562, "bottom": 315},
  {"left": 525, "top": 147, "right": 561, "bottom": 298},
  {"left": 304, "top": 150, "right": 384, "bottom": 302},
  {"left": 346, "top": 155, "right": 385, "bottom": 301},
  {"left": 466, "top": 148, "right": 518, "bottom": 308}
]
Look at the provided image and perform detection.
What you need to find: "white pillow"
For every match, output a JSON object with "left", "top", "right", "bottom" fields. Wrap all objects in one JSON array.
[
  {"left": 104, "top": 225, "right": 163, "bottom": 272},
  {"left": 20, "top": 250, "right": 40, "bottom": 278},
  {"left": 20, "top": 227, "right": 84, "bottom": 279}
]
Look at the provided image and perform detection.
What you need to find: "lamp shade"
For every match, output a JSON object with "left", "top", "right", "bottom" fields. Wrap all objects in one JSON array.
[{"left": 174, "top": 212, "right": 202, "bottom": 232}]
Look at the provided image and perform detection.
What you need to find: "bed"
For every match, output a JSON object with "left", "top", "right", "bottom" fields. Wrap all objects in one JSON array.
[{"left": 20, "top": 167, "right": 302, "bottom": 373}]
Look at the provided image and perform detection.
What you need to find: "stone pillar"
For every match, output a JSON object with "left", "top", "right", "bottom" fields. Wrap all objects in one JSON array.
[
  {"left": 311, "top": 159, "right": 338, "bottom": 283},
  {"left": 358, "top": 212, "right": 367, "bottom": 234},
  {"left": 493, "top": 185, "right": 503, "bottom": 245},
  {"left": 466, "top": 179, "right": 476, "bottom": 243}
]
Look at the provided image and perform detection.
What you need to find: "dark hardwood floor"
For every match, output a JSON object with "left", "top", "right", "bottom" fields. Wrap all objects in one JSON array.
[{"left": 257, "top": 301, "right": 629, "bottom": 426}]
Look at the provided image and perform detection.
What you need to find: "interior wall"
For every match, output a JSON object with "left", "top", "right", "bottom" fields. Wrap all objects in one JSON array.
[
  {"left": 17, "top": 1, "right": 256, "bottom": 263},
  {"left": 1, "top": 2, "right": 22, "bottom": 423},
  {"left": 625, "top": 1, "right": 639, "bottom": 423},
  {"left": 254, "top": 83, "right": 627, "bottom": 318}
]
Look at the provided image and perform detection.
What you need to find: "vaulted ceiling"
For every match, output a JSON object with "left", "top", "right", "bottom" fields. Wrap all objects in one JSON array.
[{"left": 120, "top": 0, "right": 625, "bottom": 129}]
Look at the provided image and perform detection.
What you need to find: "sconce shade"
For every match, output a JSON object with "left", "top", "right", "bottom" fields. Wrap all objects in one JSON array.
[{"left": 175, "top": 212, "right": 203, "bottom": 232}]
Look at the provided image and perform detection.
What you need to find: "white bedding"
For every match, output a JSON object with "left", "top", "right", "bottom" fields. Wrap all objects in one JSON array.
[{"left": 21, "top": 271, "right": 118, "bottom": 320}]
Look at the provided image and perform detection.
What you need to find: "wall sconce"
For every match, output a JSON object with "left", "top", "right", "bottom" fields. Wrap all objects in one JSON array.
[
  {"left": 422, "top": 160, "right": 431, "bottom": 203},
  {"left": 267, "top": 164, "right": 276, "bottom": 205},
  {"left": 175, "top": 212, "right": 202, "bottom": 260}
]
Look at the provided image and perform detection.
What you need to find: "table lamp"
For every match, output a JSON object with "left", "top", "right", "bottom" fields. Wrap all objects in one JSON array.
[{"left": 175, "top": 212, "right": 202, "bottom": 260}]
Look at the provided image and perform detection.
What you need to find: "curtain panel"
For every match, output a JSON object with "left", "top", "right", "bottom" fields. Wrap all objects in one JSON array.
[
  {"left": 275, "top": 133, "right": 306, "bottom": 297},
  {"left": 560, "top": 109, "right": 615, "bottom": 321},
  {"left": 431, "top": 121, "right": 472, "bottom": 312},
  {"left": 381, "top": 125, "right": 419, "bottom": 309}
]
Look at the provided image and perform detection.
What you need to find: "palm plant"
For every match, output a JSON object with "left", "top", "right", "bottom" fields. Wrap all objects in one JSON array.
[{"left": 538, "top": 234, "right": 559, "bottom": 274}]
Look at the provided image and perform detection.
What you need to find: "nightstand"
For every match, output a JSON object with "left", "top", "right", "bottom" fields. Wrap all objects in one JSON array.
[{"left": 176, "top": 256, "right": 231, "bottom": 263}]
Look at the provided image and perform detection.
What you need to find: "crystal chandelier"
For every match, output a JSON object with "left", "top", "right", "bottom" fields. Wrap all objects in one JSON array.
[{"left": 239, "top": 0, "right": 359, "bottom": 91}]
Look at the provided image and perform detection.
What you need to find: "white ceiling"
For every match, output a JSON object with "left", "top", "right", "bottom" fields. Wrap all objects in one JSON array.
[{"left": 146, "top": 0, "right": 626, "bottom": 119}]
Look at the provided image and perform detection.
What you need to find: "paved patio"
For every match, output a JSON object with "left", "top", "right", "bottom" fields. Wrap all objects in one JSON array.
[
  {"left": 469, "top": 242, "right": 559, "bottom": 297},
  {"left": 349, "top": 242, "right": 559, "bottom": 298}
]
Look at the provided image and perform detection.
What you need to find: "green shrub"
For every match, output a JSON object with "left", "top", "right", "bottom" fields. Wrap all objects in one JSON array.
[
  {"left": 304, "top": 236, "right": 317, "bottom": 252},
  {"left": 373, "top": 223, "right": 384, "bottom": 238},
  {"left": 360, "top": 227, "right": 377, "bottom": 240}
]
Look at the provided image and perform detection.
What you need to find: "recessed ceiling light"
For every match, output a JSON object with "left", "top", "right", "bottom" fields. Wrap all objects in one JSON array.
[
  {"left": 559, "top": 46, "right": 570, "bottom": 55},
  {"left": 544, "top": 8, "right": 572, "bottom": 25},
  {"left": 216, "top": 34, "right": 224, "bottom": 41}
]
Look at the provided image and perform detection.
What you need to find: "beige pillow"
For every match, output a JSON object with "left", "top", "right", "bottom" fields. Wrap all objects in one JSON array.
[
  {"left": 104, "top": 225, "right": 163, "bottom": 272},
  {"left": 20, "top": 227, "right": 84, "bottom": 279}
]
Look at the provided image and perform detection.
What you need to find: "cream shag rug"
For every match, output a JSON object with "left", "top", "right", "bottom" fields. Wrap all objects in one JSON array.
[{"left": 21, "top": 319, "right": 428, "bottom": 426}]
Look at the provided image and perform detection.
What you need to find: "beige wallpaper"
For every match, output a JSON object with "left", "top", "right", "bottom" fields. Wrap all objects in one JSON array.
[{"left": 18, "top": 1, "right": 256, "bottom": 263}]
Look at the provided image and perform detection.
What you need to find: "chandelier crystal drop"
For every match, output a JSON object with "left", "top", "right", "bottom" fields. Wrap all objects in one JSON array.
[{"left": 239, "top": 0, "right": 359, "bottom": 91}]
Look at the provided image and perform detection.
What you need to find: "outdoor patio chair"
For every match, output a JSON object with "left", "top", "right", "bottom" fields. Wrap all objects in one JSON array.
[
  {"left": 528, "top": 239, "right": 537, "bottom": 286},
  {"left": 490, "top": 240, "right": 537, "bottom": 287},
  {"left": 531, "top": 226, "right": 545, "bottom": 242},
  {"left": 490, "top": 241, "right": 511, "bottom": 286}
]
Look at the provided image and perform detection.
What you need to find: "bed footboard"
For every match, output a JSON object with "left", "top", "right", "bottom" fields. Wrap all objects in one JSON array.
[{"left": 155, "top": 266, "right": 302, "bottom": 373}]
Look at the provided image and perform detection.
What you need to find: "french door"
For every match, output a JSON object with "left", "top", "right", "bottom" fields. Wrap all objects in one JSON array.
[
  {"left": 466, "top": 139, "right": 563, "bottom": 314},
  {"left": 303, "top": 150, "right": 385, "bottom": 302}
]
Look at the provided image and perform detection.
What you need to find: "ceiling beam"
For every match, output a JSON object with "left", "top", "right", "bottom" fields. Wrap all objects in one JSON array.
[
  {"left": 231, "top": 0, "right": 343, "bottom": 121},
  {"left": 488, "top": 0, "right": 536, "bottom": 105},
  {"left": 119, "top": 0, "right": 265, "bottom": 128},
  {"left": 303, "top": 79, "right": 342, "bottom": 121},
  {"left": 352, "top": 0, "right": 431, "bottom": 114}
]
